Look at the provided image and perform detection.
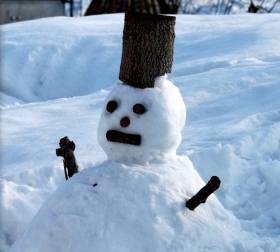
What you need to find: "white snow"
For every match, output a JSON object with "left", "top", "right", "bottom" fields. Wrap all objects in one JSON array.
[
  {"left": 1, "top": 13, "right": 280, "bottom": 252},
  {"left": 98, "top": 76, "right": 186, "bottom": 163}
]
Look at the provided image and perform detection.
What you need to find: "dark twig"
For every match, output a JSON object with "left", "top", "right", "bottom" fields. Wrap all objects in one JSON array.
[
  {"left": 56, "top": 136, "right": 79, "bottom": 180},
  {"left": 186, "top": 176, "right": 221, "bottom": 211}
]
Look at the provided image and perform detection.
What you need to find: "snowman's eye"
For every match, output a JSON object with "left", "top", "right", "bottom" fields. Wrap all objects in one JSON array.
[
  {"left": 106, "top": 100, "right": 118, "bottom": 113},
  {"left": 133, "top": 104, "right": 146, "bottom": 114}
]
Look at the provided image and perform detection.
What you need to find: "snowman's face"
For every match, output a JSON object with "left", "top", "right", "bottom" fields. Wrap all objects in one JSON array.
[
  {"left": 97, "top": 79, "right": 186, "bottom": 163},
  {"left": 105, "top": 100, "right": 144, "bottom": 146}
]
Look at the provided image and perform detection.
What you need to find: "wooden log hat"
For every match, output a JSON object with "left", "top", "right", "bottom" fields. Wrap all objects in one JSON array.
[{"left": 119, "top": 12, "right": 176, "bottom": 89}]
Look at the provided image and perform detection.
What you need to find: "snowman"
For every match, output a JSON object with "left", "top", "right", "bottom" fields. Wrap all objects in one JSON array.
[{"left": 12, "top": 12, "right": 246, "bottom": 252}]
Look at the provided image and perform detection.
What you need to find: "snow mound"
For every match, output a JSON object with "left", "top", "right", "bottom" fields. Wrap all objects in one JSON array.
[{"left": 12, "top": 157, "right": 248, "bottom": 252}]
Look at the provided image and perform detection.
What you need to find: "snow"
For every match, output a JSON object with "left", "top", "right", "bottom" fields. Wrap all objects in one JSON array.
[
  {"left": 98, "top": 76, "right": 186, "bottom": 163},
  {"left": 10, "top": 159, "right": 247, "bottom": 252},
  {"left": 1, "top": 13, "right": 280, "bottom": 252}
]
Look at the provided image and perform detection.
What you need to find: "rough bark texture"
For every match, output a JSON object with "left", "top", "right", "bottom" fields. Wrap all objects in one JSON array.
[
  {"left": 106, "top": 130, "right": 141, "bottom": 146},
  {"left": 186, "top": 176, "right": 221, "bottom": 211},
  {"left": 119, "top": 11, "right": 175, "bottom": 88},
  {"left": 84, "top": 0, "right": 180, "bottom": 16}
]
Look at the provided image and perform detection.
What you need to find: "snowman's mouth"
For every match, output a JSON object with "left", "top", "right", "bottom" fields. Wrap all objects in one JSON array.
[{"left": 106, "top": 130, "right": 141, "bottom": 146}]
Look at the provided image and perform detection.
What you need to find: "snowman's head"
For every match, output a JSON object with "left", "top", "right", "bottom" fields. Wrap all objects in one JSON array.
[{"left": 97, "top": 76, "right": 186, "bottom": 163}]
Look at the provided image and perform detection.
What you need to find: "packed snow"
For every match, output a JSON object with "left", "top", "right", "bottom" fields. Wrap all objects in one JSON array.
[
  {"left": 1, "top": 13, "right": 280, "bottom": 252},
  {"left": 98, "top": 76, "right": 186, "bottom": 163}
]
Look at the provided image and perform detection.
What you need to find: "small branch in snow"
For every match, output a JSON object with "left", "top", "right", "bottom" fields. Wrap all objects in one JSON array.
[
  {"left": 186, "top": 176, "right": 221, "bottom": 211},
  {"left": 56, "top": 136, "right": 79, "bottom": 180}
]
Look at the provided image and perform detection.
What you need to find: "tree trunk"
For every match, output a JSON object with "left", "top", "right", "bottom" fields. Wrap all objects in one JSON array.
[{"left": 119, "top": 11, "right": 175, "bottom": 89}]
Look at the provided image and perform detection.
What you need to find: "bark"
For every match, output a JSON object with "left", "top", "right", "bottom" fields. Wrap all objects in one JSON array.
[
  {"left": 106, "top": 130, "right": 141, "bottom": 146},
  {"left": 186, "top": 176, "right": 221, "bottom": 211},
  {"left": 56, "top": 136, "right": 79, "bottom": 180},
  {"left": 119, "top": 11, "right": 175, "bottom": 88}
]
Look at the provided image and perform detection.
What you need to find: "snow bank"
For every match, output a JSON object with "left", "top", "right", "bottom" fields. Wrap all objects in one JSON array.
[{"left": 0, "top": 15, "right": 123, "bottom": 105}]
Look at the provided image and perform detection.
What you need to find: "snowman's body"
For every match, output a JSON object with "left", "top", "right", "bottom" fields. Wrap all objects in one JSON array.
[
  {"left": 13, "top": 158, "right": 243, "bottom": 252},
  {"left": 12, "top": 77, "right": 246, "bottom": 252}
]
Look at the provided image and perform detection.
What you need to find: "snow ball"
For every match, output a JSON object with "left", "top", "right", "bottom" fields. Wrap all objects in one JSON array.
[{"left": 97, "top": 75, "right": 186, "bottom": 163}]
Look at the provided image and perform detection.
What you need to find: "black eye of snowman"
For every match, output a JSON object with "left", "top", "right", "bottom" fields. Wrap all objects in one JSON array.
[
  {"left": 106, "top": 100, "right": 118, "bottom": 113},
  {"left": 133, "top": 104, "right": 146, "bottom": 114}
]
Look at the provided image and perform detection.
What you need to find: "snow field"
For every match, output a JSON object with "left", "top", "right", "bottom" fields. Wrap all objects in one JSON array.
[{"left": 1, "top": 13, "right": 280, "bottom": 251}]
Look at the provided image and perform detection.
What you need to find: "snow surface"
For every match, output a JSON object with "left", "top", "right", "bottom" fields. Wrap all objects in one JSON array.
[{"left": 1, "top": 13, "right": 280, "bottom": 252}]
